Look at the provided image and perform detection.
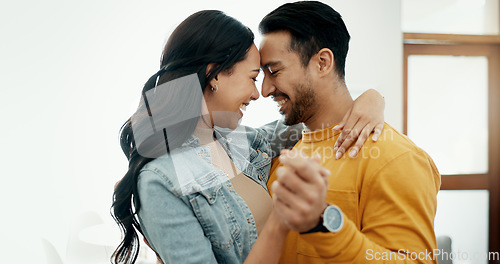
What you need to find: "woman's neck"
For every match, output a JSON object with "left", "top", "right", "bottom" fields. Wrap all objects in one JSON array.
[{"left": 193, "top": 115, "right": 215, "bottom": 145}]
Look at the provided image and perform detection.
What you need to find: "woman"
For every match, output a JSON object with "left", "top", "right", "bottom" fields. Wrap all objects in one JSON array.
[{"left": 112, "top": 10, "right": 384, "bottom": 264}]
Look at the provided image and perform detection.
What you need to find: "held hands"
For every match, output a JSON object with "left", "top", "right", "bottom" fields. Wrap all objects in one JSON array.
[
  {"left": 333, "top": 89, "right": 385, "bottom": 159},
  {"left": 271, "top": 150, "right": 330, "bottom": 233}
]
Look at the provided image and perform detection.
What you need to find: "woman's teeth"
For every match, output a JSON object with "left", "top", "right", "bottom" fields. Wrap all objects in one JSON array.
[
  {"left": 277, "top": 98, "right": 288, "bottom": 107},
  {"left": 239, "top": 104, "right": 247, "bottom": 111}
]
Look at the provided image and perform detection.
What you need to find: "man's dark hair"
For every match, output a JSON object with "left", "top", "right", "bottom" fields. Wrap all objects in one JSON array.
[{"left": 259, "top": 1, "right": 350, "bottom": 79}]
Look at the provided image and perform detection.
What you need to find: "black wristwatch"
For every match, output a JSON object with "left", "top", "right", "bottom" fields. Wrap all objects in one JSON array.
[{"left": 301, "top": 205, "right": 344, "bottom": 234}]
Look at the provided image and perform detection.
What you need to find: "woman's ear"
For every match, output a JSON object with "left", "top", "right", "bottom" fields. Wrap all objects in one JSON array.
[
  {"left": 206, "top": 63, "right": 219, "bottom": 80},
  {"left": 206, "top": 63, "right": 219, "bottom": 89},
  {"left": 316, "top": 48, "right": 334, "bottom": 77}
]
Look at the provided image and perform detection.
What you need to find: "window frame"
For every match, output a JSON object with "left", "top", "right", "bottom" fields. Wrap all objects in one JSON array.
[{"left": 403, "top": 33, "right": 500, "bottom": 262}]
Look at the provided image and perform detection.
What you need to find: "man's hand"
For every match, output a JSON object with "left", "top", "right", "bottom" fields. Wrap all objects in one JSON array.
[{"left": 271, "top": 150, "right": 330, "bottom": 233}]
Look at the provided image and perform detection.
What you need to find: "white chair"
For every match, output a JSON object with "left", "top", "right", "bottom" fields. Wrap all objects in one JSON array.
[
  {"left": 436, "top": 235, "right": 453, "bottom": 264},
  {"left": 66, "top": 211, "right": 114, "bottom": 264},
  {"left": 0, "top": 232, "right": 64, "bottom": 264},
  {"left": 41, "top": 237, "right": 64, "bottom": 264},
  {"left": 0, "top": 232, "right": 42, "bottom": 263}
]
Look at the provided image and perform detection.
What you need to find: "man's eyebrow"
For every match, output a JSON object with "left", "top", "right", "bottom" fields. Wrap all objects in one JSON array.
[
  {"left": 261, "top": 61, "right": 281, "bottom": 70},
  {"left": 251, "top": 69, "right": 260, "bottom": 73}
]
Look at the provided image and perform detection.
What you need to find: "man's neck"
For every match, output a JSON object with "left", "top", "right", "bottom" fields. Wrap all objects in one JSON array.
[{"left": 304, "top": 79, "right": 353, "bottom": 131}]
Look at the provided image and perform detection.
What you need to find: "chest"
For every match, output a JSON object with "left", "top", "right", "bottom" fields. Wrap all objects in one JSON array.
[{"left": 292, "top": 143, "right": 363, "bottom": 227}]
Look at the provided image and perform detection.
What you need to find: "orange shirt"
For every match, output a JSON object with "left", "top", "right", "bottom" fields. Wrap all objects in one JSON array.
[{"left": 267, "top": 123, "right": 440, "bottom": 264}]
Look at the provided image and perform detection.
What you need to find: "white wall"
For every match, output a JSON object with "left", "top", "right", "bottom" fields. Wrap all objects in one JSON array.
[
  {"left": 402, "top": 0, "right": 499, "bottom": 35},
  {"left": 0, "top": 0, "right": 402, "bottom": 261}
]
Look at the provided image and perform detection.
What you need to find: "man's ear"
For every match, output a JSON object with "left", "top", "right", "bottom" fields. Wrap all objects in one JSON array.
[{"left": 315, "top": 48, "right": 334, "bottom": 77}]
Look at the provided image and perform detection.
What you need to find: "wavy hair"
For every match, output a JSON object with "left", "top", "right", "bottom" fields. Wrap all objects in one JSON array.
[{"left": 111, "top": 10, "right": 254, "bottom": 264}]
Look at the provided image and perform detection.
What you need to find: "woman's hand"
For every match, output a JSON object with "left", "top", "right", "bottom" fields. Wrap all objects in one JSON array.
[
  {"left": 271, "top": 150, "right": 330, "bottom": 233},
  {"left": 333, "top": 89, "right": 385, "bottom": 159}
]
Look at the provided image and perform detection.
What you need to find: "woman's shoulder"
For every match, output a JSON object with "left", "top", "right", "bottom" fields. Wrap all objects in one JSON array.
[
  {"left": 139, "top": 145, "right": 224, "bottom": 197},
  {"left": 215, "top": 124, "right": 271, "bottom": 155},
  {"left": 138, "top": 154, "right": 181, "bottom": 197}
]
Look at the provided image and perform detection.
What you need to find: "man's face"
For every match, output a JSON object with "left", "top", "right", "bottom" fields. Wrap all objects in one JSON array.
[{"left": 259, "top": 31, "right": 317, "bottom": 126}]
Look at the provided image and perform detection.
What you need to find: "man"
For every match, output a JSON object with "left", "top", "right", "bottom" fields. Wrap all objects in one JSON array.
[{"left": 259, "top": 1, "right": 441, "bottom": 263}]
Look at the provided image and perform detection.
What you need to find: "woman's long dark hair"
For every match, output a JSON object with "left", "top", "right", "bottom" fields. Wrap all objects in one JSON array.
[{"left": 111, "top": 10, "right": 254, "bottom": 264}]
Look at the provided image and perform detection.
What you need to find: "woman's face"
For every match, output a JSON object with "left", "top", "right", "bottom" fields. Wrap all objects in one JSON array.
[{"left": 204, "top": 44, "right": 261, "bottom": 129}]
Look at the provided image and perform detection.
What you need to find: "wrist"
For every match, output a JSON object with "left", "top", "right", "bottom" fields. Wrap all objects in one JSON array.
[
  {"left": 301, "top": 203, "right": 329, "bottom": 234},
  {"left": 301, "top": 204, "right": 344, "bottom": 234},
  {"left": 277, "top": 221, "right": 290, "bottom": 235},
  {"left": 268, "top": 211, "right": 290, "bottom": 235}
]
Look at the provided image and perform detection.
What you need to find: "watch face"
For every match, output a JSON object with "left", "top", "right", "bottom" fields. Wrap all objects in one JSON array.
[{"left": 323, "top": 205, "right": 343, "bottom": 232}]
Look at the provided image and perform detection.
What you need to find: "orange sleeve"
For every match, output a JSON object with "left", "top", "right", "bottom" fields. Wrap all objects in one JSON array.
[
  {"left": 301, "top": 150, "right": 441, "bottom": 263},
  {"left": 267, "top": 157, "right": 281, "bottom": 197}
]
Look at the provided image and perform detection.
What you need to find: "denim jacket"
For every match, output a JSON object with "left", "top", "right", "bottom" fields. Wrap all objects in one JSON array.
[{"left": 137, "top": 120, "right": 303, "bottom": 264}]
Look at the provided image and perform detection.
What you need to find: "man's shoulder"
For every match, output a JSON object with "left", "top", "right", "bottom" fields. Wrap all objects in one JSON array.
[
  {"left": 368, "top": 123, "right": 425, "bottom": 158},
  {"left": 347, "top": 122, "right": 439, "bottom": 177},
  {"left": 359, "top": 123, "right": 439, "bottom": 180}
]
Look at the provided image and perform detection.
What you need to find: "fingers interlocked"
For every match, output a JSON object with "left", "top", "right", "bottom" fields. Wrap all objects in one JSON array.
[{"left": 271, "top": 150, "right": 330, "bottom": 233}]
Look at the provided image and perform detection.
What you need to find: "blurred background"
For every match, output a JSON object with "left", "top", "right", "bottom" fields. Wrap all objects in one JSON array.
[{"left": 0, "top": 0, "right": 498, "bottom": 263}]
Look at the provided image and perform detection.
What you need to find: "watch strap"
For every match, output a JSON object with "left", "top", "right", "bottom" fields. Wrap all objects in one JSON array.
[
  {"left": 300, "top": 205, "right": 330, "bottom": 234},
  {"left": 300, "top": 219, "right": 329, "bottom": 234}
]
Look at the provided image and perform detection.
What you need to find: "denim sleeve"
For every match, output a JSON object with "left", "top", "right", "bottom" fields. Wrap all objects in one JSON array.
[
  {"left": 252, "top": 120, "right": 304, "bottom": 159},
  {"left": 137, "top": 169, "right": 218, "bottom": 264}
]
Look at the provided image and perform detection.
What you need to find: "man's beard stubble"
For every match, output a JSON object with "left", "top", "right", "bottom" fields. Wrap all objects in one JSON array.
[{"left": 283, "top": 81, "right": 316, "bottom": 126}]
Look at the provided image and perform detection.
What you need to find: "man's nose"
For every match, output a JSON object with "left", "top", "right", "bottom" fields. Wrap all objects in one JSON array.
[{"left": 261, "top": 76, "right": 275, "bottom": 98}]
